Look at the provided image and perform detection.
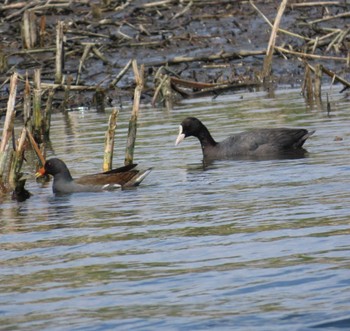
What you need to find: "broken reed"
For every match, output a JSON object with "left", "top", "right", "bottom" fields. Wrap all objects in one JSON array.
[
  {"left": 0, "top": 72, "right": 28, "bottom": 194},
  {"left": 103, "top": 108, "right": 118, "bottom": 172},
  {"left": 125, "top": 60, "right": 144, "bottom": 166},
  {"left": 0, "top": 73, "right": 18, "bottom": 188}
]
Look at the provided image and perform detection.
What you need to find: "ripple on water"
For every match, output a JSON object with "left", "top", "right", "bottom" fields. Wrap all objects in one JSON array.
[{"left": 1, "top": 87, "right": 350, "bottom": 330}]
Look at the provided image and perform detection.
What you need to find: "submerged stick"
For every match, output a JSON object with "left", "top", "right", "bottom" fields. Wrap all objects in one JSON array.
[
  {"left": 103, "top": 108, "right": 118, "bottom": 172},
  {"left": 125, "top": 60, "right": 144, "bottom": 166},
  {"left": 262, "top": 0, "right": 288, "bottom": 80}
]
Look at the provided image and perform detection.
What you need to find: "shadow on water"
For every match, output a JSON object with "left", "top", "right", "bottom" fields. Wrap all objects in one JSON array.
[{"left": 202, "top": 148, "right": 311, "bottom": 168}]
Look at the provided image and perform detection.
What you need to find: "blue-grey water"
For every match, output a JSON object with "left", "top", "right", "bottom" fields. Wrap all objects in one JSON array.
[{"left": 1, "top": 87, "right": 350, "bottom": 330}]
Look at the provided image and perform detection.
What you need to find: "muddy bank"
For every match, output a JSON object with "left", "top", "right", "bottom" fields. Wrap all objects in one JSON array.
[{"left": 0, "top": 0, "right": 349, "bottom": 113}]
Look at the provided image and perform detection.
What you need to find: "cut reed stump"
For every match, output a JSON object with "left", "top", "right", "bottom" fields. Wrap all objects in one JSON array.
[
  {"left": 9, "top": 128, "right": 27, "bottom": 193},
  {"left": 23, "top": 73, "right": 31, "bottom": 126},
  {"left": 21, "top": 10, "right": 37, "bottom": 49},
  {"left": 0, "top": 72, "right": 29, "bottom": 200},
  {"left": 125, "top": 60, "right": 144, "bottom": 166},
  {"left": 103, "top": 108, "right": 118, "bottom": 172},
  {"left": 0, "top": 73, "right": 18, "bottom": 188},
  {"left": 32, "top": 68, "right": 43, "bottom": 142},
  {"left": 55, "top": 21, "right": 64, "bottom": 84}
]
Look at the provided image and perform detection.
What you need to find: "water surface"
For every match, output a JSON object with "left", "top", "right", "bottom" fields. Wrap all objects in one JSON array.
[{"left": 1, "top": 87, "right": 350, "bottom": 330}]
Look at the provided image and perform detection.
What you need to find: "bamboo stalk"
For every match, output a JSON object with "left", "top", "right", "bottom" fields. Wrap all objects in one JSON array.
[
  {"left": 55, "top": 21, "right": 64, "bottom": 84},
  {"left": 125, "top": 60, "right": 144, "bottom": 166},
  {"left": 262, "top": 0, "right": 288, "bottom": 80},
  {"left": 103, "top": 108, "right": 118, "bottom": 172}
]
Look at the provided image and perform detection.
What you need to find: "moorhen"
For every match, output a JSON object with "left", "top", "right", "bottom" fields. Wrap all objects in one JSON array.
[
  {"left": 175, "top": 117, "right": 315, "bottom": 161},
  {"left": 36, "top": 158, "right": 151, "bottom": 194}
]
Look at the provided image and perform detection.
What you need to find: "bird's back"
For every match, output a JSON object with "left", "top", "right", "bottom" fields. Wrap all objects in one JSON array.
[{"left": 207, "top": 128, "right": 314, "bottom": 159}]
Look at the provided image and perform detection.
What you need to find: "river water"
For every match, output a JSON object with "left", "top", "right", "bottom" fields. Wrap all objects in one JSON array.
[{"left": 1, "top": 86, "right": 350, "bottom": 330}]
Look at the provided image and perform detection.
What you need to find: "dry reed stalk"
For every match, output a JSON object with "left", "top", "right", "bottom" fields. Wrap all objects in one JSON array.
[
  {"left": 9, "top": 127, "right": 27, "bottom": 190},
  {"left": 250, "top": 0, "right": 311, "bottom": 42},
  {"left": 147, "top": 50, "right": 266, "bottom": 66},
  {"left": 290, "top": 2, "right": 347, "bottom": 7},
  {"left": 26, "top": 128, "right": 45, "bottom": 166},
  {"left": 55, "top": 21, "right": 64, "bottom": 84},
  {"left": 0, "top": 73, "right": 18, "bottom": 189},
  {"left": 314, "top": 64, "right": 322, "bottom": 100},
  {"left": 0, "top": 48, "right": 8, "bottom": 74},
  {"left": 32, "top": 68, "right": 42, "bottom": 142},
  {"left": 22, "top": 10, "right": 37, "bottom": 49},
  {"left": 23, "top": 74, "right": 31, "bottom": 126},
  {"left": 305, "top": 11, "right": 350, "bottom": 25},
  {"left": 262, "top": 0, "right": 288, "bottom": 80},
  {"left": 274, "top": 46, "right": 348, "bottom": 62},
  {"left": 39, "top": 15, "right": 46, "bottom": 47},
  {"left": 76, "top": 43, "right": 93, "bottom": 85},
  {"left": 103, "top": 108, "right": 118, "bottom": 172},
  {"left": 61, "top": 74, "right": 72, "bottom": 112},
  {"left": 124, "top": 60, "right": 144, "bottom": 166},
  {"left": 44, "top": 88, "right": 54, "bottom": 139},
  {"left": 302, "top": 63, "right": 314, "bottom": 103},
  {"left": 110, "top": 59, "right": 132, "bottom": 87}
]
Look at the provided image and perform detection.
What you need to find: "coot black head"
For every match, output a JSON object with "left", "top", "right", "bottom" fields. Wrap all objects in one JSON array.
[{"left": 175, "top": 117, "right": 215, "bottom": 146}]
